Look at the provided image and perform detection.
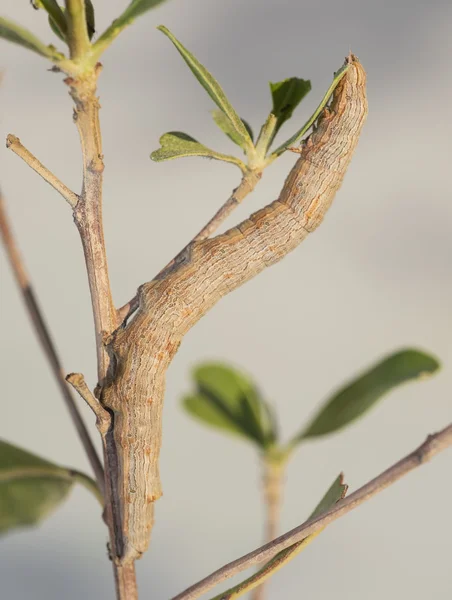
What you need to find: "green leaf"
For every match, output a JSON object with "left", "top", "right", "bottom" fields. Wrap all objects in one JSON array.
[
  {"left": 309, "top": 473, "right": 347, "bottom": 519},
  {"left": 93, "top": 0, "right": 169, "bottom": 58},
  {"left": 85, "top": 0, "right": 95, "bottom": 39},
  {"left": 157, "top": 26, "right": 254, "bottom": 153},
  {"left": 271, "top": 62, "right": 350, "bottom": 157},
  {"left": 151, "top": 131, "right": 246, "bottom": 171},
  {"left": 48, "top": 14, "right": 66, "bottom": 42},
  {"left": 212, "top": 110, "right": 254, "bottom": 147},
  {"left": 0, "top": 440, "right": 101, "bottom": 535},
  {"left": 35, "top": 0, "right": 67, "bottom": 39},
  {"left": 182, "top": 363, "right": 276, "bottom": 449},
  {"left": 293, "top": 349, "right": 440, "bottom": 444},
  {"left": 270, "top": 77, "right": 311, "bottom": 137},
  {"left": 0, "top": 16, "right": 64, "bottom": 61}
]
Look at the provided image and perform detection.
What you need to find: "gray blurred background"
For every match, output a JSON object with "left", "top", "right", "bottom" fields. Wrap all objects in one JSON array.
[{"left": 1, "top": 0, "right": 451, "bottom": 598}]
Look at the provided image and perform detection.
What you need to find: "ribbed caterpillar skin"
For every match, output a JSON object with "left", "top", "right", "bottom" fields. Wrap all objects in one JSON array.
[{"left": 101, "top": 55, "right": 368, "bottom": 564}]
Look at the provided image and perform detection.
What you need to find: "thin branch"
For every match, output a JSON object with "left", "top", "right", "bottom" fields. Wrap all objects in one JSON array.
[
  {"left": 116, "top": 170, "right": 262, "bottom": 325},
  {"left": 172, "top": 423, "right": 452, "bottom": 600},
  {"left": 0, "top": 192, "right": 104, "bottom": 494},
  {"left": 66, "top": 372, "right": 111, "bottom": 434},
  {"left": 65, "top": 70, "right": 135, "bottom": 598},
  {"left": 6, "top": 135, "right": 79, "bottom": 208},
  {"left": 193, "top": 170, "right": 262, "bottom": 242}
]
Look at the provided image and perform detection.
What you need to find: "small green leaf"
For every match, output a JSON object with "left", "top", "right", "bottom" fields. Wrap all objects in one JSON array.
[
  {"left": 293, "top": 349, "right": 440, "bottom": 444},
  {"left": 0, "top": 440, "right": 101, "bottom": 535},
  {"left": 270, "top": 77, "right": 311, "bottom": 137},
  {"left": 157, "top": 26, "right": 253, "bottom": 153},
  {"left": 84, "top": 0, "right": 95, "bottom": 39},
  {"left": 151, "top": 132, "right": 246, "bottom": 171},
  {"left": 0, "top": 16, "right": 64, "bottom": 61},
  {"left": 117, "top": 0, "right": 170, "bottom": 21},
  {"left": 35, "top": 0, "right": 67, "bottom": 39},
  {"left": 182, "top": 363, "right": 275, "bottom": 449},
  {"left": 271, "top": 62, "right": 350, "bottom": 157},
  {"left": 48, "top": 14, "right": 66, "bottom": 42},
  {"left": 309, "top": 473, "right": 347, "bottom": 519},
  {"left": 93, "top": 0, "right": 170, "bottom": 59},
  {"left": 212, "top": 110, "right": 254, "bottom": 147}
]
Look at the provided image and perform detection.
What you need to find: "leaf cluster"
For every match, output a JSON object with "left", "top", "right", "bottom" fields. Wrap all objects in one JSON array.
[{"left": 183, "top": 349, "right": 440, "bottom": 461}]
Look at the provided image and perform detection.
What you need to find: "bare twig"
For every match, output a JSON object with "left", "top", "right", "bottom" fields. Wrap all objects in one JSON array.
[
  {"left": 6, "top": 135, "right": 79, "bottom": 208},
  {"left": 193, "top": 170, "right": 262, "bottom": 242},
  {"left": 66, "top": 372, "right": 111, "bottom": 434},
  {"left": 65, "top": 69, "right": 136, "bottom": 598},
  {"left": 172, "top": 423, "right": 452, "bottom": 600},
  {"left": 0, "top": 192, "right": 104, "bottom": 493}
]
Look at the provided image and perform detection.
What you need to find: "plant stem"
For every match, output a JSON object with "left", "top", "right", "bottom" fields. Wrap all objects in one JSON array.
[
  {"left": 193, "top": 170, "right": 262, "bottom": 241},
  {"left": 68, "top": 68, "right": 118, "bottom": 378},
  {"left": 0, "top": 192, "right": 104, "bottom": 492},
  {"left": 66, "top": 69, "right": 137, "bottom": 599},
  {"left": 251, "top": 456, "right": 285, "bottom": 600},
  {"left": 65, "top": 0, "right": 91, "bottom": 61}
]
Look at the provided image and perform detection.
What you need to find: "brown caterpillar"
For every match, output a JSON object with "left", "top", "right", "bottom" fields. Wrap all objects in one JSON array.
[{"left": 101, "top": 54, "right": 368, "bottom": 564}]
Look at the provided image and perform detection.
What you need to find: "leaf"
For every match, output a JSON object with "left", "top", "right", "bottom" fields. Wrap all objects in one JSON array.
[
  {"left": 48, "top": 14, "right": 66, "bottom": 42},
  {"left": 212, "top": 110, "right": 254, "bottom": 147},
  {"left": 93, "top": 0, "right": 169, "bottom": 57},
  {"left": 271, "top": 62, "right": 350, "bottom": 157},
  {"left": 293, "top": 349, "right": 440, "bottom": 444},
  {"left": 0, "top": 16, "right": 64, "bottom": 61},
  {"left": 182, "top": 363, "right": 276, "bottom": 449},
  {"left": 0, "top": 440, "right": 101, "bottom": 535},
  {"left": 157, "top": 26, "right": 253, "bottom": 153},
  {"left": 83, "top": 0, "right": 95, "bottom": 39},
  {"left": 151, "top": 132, "right": 246, "bottom": 171},
  {"left": 270, "top": 77, "right": 311, "bottom": 137},
  {"left": 35, "top": 0, "right": 67, "bottom": 39},
  {"left": 309, "top": 473, "right": 347, "bottom": 519}
]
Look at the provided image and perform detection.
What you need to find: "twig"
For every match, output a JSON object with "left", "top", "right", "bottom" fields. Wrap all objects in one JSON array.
[
  {"left": 193, "top": 171, "right": 262, "bottom": 241},
  {"left": 6, "top": 135, "right": 79, "bottom": 208},
  {"left": 116, "top": 170, "right": 262, "bottom": 325},
  {"left": 0, "top": 192, "right": 104, "bottom": 494},
  {"left": 66, "top": 372, "right": 111, "bottom": 434},
  {"left": 65, "top": 70, "right": 135, "bottom": 599},
  {"left": 251, "top": 458, "right": 285, "bottom": 600},
  {"left": 172, "top": 423, "right": 452, "bottom": 600}
]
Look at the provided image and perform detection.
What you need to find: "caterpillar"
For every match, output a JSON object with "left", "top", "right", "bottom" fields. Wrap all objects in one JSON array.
[{"left": 101, "top": 54, "right": 368, "bottom": 564}]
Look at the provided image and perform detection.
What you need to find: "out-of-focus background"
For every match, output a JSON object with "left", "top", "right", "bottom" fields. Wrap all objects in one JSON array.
[{"left": 1, "top": 0, "right": 451, "bottom": 598}]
